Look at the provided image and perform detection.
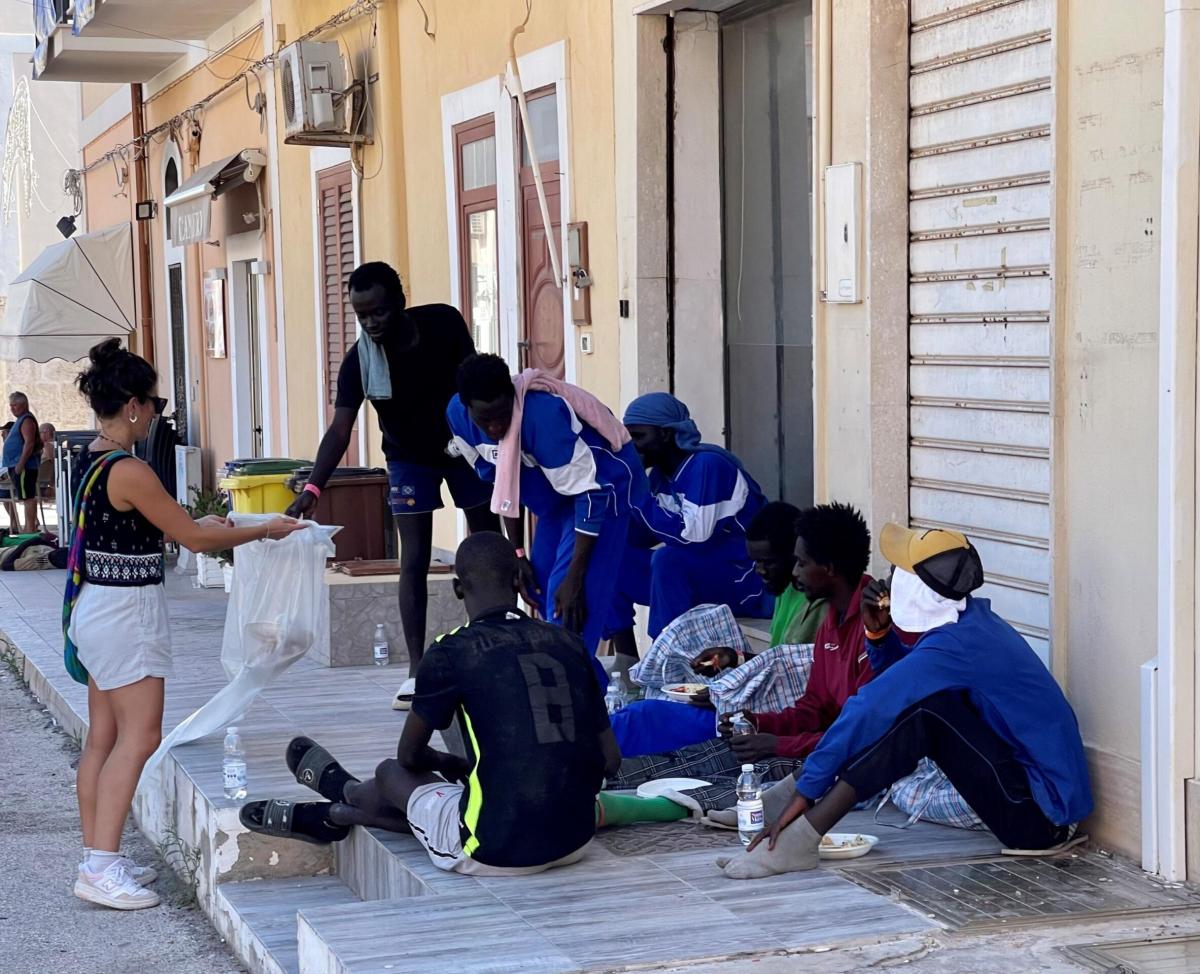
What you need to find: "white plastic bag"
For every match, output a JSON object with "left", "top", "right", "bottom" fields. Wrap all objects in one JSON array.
[{"left": 145, "top": 514, "right": 339, "bottom": 772}]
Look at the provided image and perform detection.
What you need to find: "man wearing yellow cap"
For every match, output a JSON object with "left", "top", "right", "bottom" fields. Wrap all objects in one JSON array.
[{"left": 717, "top": 524, "right": 1093, "bottom": 880}]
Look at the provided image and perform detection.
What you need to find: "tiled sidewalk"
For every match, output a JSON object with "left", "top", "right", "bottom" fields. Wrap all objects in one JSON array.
[{"left": 1, "top": 567, "right": 1049, "bottom": 974}]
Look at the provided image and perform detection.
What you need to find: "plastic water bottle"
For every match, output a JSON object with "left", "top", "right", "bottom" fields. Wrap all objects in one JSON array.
[
  {"left": 223, "top": 727, "right": 247, "bottom": 800},
  {"left": 736, "top": 764, "right": 764, "bottom": 846},
  {"left": 604, "top": 673, "right": 626, "bottom": 716},
  {"left": 373, "top": 624, "right": 390, "bottom": 667},
  {"left": 731, "top": 713, "right": 754, "bottom": 737}
]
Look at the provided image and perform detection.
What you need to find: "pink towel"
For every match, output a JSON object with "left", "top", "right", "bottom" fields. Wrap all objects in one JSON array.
[{"left": 491, "top": 369, "right": 631, "bottom": 516}]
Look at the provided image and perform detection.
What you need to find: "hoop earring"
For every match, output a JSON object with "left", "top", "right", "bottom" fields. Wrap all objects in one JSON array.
[{"left": 129, "top": 415, "right": 138, "bottom": 424}]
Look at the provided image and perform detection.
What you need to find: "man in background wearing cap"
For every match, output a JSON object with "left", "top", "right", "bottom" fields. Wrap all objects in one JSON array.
[
  {"left": 718, "top": 523, "right": 1093, "bottom": 880},
  {"left": 605, "top": 393, "right": 773, "bottom": 675}
]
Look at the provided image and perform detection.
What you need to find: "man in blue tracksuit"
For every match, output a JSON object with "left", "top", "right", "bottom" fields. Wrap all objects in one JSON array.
[
  {"left": 446, "top": 354, "right": 648, "bottom": 684},
  {"left": 606, "top": 393, "right": 772, "bottom": 668},
  {"left": 717, "top": 523, "right": 1093, "bottom": 880}
]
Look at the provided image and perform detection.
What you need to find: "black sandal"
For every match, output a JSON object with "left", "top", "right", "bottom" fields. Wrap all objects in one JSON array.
[
  {"left": 286, "top": 737, "right": 350, "bottom": 802},
  {"left": 239, "top": 799, "right": 349, "bottom": 845}
]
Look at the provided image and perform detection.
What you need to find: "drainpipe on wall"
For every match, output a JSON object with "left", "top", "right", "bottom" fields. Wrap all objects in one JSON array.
[
  {"left": 130, "top": 83, "right": 155, "bottom": 364},
  {"left": 1154, "top": 0, "right": 1200, "bottom": 883}
]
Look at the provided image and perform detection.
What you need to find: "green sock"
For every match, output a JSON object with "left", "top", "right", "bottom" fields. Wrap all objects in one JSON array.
[{"left": 595, "top": 792, "right": 689, "bottom": 828}]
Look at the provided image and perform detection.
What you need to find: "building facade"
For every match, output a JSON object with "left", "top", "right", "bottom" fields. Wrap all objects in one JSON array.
[{"left": 25, "top": 0, "right": 1200, "bottom": 879}]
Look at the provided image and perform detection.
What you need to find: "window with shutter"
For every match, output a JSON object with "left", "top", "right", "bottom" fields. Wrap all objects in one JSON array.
[{"left": 316, "top": 161, "right": 360, "bottom": 466}]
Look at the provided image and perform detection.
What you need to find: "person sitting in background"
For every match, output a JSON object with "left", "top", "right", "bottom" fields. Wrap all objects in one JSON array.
[
  {"left": 447, "top": 353, "right": 648, "bottom": 687},
  {"left": 240, "top": 533, "right": 689, "bottom": 872},
  {"left": 608, "top": 501, "right": 828, "bottom": 757},
  {"left": 37, "top": 423, "right": 57, "bottom": 507},
  {"left": 717, "top": 524, "right": 1093, "bottom": 880},
  {"left": 605, "top": 503, "right": 877, "bottom": 815},
  {"left": 605, "top": 393, "right": 773, "bottom": 677}
]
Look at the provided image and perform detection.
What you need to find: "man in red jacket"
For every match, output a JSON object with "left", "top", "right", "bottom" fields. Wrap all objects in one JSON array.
[{"left": 606, "top": 503, "right": 875, "bottom": 811}]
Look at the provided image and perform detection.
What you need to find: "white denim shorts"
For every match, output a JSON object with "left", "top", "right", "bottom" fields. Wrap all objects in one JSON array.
[
  {"left": 69, "top": 582, "right": 173, "bottom": 690},
  {"left": 406, "top": 781, "right": 591, "bottom": 876}
]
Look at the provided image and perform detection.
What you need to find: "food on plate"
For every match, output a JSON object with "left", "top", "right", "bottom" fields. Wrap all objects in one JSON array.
[
  {"left": 821, "top": 834, "right": 869, "bottom": 849},
  {"left": 667, "top": 683, "right": 707, "bottom": 696}
]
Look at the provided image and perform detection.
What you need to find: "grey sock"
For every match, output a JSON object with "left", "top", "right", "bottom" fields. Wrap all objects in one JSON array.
[
  {"left": 704, "top": 773, "right": 798, "bottom": 829},
  {"left": 717, "top": 813, "right": 822, "bottom": 879}
]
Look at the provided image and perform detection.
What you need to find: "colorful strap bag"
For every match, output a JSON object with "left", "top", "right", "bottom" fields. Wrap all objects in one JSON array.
[{"left": 62, "top": 450, "right": 128, "bottom": 686}]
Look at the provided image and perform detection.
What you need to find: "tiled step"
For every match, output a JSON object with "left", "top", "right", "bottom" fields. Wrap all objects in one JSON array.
[
  {"left": 296, "top": 893, "right": 582, "bottom": 974},
  {"left": 218, "top": 876, "right": 363, "bottom": 974},
  {"left": 335, "top": 824, "right": 486, "bottom": 900}
]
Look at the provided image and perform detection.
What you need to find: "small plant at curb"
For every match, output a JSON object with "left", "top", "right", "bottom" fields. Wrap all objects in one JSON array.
[
  {"left": 187, "top": 488, "right": 234, "bottom": 567},
  {"left": 156, "top": 826, "right": 203, "bottom": 908},
  {"left": 0, "top": 639, "right": 22, "bottom": 679}
]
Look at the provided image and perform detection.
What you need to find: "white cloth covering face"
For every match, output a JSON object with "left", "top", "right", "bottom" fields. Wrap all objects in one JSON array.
[{"left": 889, "top": 567, "right": 965, "bottom": 633}]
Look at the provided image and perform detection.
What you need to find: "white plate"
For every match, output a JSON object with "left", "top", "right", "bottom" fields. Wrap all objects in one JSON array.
[
  {"left": 636, "top": 777, "right": 712, "bottom": 799},
  {"left": 818, "top": 833, "right": 879, "bottom": 860},
  {"left": 661, "top": 684, "right": 707, "bottom": 703}
]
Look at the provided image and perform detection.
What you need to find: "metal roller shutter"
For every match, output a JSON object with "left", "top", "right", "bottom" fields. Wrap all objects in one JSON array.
[{"left": 908, "top": 0, "right": 1053, "bottom": 662}]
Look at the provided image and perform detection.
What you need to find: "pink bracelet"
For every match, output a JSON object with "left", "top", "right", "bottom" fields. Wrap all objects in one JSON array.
[
  {"left": 514, "top": 547, "right": 526, "bottom": 559},
  {"left": 303, "top": 483, "right": 322, "bottom": 499}
]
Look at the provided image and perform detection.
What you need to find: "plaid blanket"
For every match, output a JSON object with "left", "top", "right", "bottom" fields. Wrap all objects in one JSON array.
[{"left": 630, "top": 602, "right": 813, "bottom": 714}]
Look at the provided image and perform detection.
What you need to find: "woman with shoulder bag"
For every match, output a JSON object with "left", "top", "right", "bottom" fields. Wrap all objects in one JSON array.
[{"left": 67, "top": 338, "right": 305, "bottom": 911}]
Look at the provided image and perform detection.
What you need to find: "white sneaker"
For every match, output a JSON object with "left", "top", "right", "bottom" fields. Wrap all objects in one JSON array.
[
  {"left": 74, "top": 860, "right": 161, "bottom": 910},
  {"left": 79, "top": 857, "right": 157, "bottom": 887}
]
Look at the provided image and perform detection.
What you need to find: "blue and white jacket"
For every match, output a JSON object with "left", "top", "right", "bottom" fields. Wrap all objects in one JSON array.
[
  {"left": 636, "top": 451, "right": 766, "bottom": 560},
  {"left": 446, "top": 391, "right": 648, "bottom": 535}
]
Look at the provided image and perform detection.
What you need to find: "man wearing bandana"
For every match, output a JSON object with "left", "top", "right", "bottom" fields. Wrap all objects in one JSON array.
[{"left": 716, "top": 524, "right": 1093, "bottom": 880}]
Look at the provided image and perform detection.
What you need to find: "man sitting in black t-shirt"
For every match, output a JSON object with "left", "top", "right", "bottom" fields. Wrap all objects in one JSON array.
[
  {"left": 288, "top": 262, "right": 500, "bottom": 708},
  {"left": 239, "top": 532, "right": 622, "bottom": 875}
]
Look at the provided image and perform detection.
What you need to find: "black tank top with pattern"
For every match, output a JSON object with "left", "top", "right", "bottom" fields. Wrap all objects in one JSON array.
[{"left": 83, "top": 455, "right": 165, "bottom": 587}]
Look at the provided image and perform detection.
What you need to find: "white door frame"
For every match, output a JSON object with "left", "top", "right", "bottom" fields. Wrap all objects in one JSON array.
[
  {"left": 441, "top": 40, "right": 575, "bottom": 384},
  {"left": 226, "top": 231, "right": 272, "bottom": 459},
  {"left": 310, "top": 147, "right": 367, "bottom": 464},
  {"left": 161, "top": 140, "right": 196, "bottom": 445}
]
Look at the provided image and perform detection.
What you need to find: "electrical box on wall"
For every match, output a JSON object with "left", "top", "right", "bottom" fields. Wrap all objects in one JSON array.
[{"left": 823, "top": 162, "right": 862, "bottom": 304}]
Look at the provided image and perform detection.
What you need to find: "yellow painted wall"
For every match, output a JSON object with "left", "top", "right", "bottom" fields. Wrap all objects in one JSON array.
[
  {"left": 269, "top": 0, "right": 619, "bottom": 552},
  {"left": 80, "top": 82, "right": 122, "bottom": 116},
  {"left": 140, "top": 28, "right": 270, "bottom": 477}
]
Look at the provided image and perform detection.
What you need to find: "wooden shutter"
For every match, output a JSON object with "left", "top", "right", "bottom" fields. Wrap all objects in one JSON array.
[{"left": 318, "top": 163, "right": 356, "bottom": 406}]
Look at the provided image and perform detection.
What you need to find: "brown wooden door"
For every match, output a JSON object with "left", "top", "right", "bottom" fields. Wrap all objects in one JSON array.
[
  {"left": 518, "top": 89, "right": 565, "bottom": 378},
  {"left": 317, "top": 162, "right": 361, "bottom": 466}
]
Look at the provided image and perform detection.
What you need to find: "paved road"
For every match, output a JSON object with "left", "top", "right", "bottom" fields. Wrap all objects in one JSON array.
[{"left": 0, "top": 662, "right": 243, "bottom": 974}]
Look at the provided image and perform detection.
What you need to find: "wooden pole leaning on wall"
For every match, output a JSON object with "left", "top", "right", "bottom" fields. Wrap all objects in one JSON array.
[{"left": 130, "top": 83, "right": 155, "bottom": 363}]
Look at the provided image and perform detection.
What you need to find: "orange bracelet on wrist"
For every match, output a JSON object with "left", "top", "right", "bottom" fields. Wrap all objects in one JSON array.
[{"left": 864, "top": 625, "right": 891, "bottom": 642}]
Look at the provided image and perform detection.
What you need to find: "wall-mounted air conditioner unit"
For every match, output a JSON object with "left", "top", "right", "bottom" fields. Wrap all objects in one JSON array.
[{"left": 278, "top": 41, "right": 371, "bottom": 148}]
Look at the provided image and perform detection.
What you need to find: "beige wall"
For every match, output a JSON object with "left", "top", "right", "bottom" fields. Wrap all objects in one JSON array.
[
  {"left": 1053, "top": 0, "right": 1164, "bottom": 853},
  {"left": 141, "top": 28, "right": 270, "bottom": 477},
  {"left": 80, "top": 82, "right": 121, "bottom": 117}
]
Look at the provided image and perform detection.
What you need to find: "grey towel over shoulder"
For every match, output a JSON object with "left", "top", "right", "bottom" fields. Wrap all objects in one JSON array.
[{"left": 357, "top": 336, "right": 392, "bottom": 401}]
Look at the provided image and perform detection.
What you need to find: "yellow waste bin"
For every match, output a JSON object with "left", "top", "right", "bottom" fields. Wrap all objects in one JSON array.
[{"left": 219, "top": 474, "right": 296, "bottom": 514}]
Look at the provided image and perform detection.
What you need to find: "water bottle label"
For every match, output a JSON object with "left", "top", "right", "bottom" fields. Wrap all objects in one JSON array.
[
  {"left": 224, "top": 764, "right": 246, "bottom": 790},
  {"left": 374, "top": 646, "right": 388, "bottom": 659},
  {"left": 737, "top": 800, "right": 764, "bottom": 833}
]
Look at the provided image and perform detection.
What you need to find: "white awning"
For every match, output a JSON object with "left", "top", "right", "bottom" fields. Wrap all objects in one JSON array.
[
  {"left": 0, "top": 222, "right": 135, "bottom": 364},
  {"left": 165, "top": 149, "right": 261, "bottom": 246}
]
